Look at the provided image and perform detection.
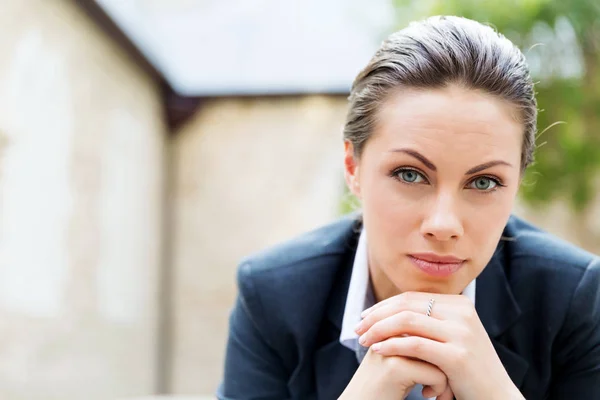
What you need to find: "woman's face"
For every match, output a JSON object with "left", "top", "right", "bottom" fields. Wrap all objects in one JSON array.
[{"left": 344, "top": 85, "right": 523, "bottom": 300}]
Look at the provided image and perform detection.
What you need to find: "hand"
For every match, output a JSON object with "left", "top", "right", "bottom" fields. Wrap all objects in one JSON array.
[
  {"left": 339, "top": 347, "right": 454, "bottom": 400},
  {"left": 355, "top": 292, "right": 524, "bottom": 400}
]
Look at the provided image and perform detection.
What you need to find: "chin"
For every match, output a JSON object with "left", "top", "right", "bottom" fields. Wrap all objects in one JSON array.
[
  {"left": 404, "top": 283, "right": 455, "bottom": 295},
  {"left": 392, "top": 274, "right": 464, "bottom": 295}
]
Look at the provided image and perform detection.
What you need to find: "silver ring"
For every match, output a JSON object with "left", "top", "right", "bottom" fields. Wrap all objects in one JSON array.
[{"left": 425, "top": 298, "right": 435, "bottom": 317}]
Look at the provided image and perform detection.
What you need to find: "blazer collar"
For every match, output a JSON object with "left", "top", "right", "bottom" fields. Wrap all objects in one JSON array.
[
  {"left": 325, "top": 228, "right": 357, "bottom": 332},
  {"left": 476, "top": 241, "right": 521, "bottom": 338},
  {"left": 476, "top": 238, "right": 529, "bottom": 387},
  {"left": 314, "top": 224, "right": 360, "bottom": 399}
]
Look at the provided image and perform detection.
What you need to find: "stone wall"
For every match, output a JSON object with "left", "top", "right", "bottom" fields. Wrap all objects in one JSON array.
[
  {"left": 0, "top": 1, "right": 165, "bottom": 399},
  {"left": 169, "top": 96, "right": 348, "bottom": 394}
]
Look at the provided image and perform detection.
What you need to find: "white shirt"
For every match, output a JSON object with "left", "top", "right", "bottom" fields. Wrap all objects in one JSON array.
[{"left": 339, "top": 229, "right": 476, "bottom": 399}]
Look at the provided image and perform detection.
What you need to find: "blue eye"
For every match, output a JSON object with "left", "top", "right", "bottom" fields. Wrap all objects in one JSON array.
[
  {"left": 469, "top": 177, "right": 498, "bottom": 191},
  {"left": 396, "top": 169, "right": 426, "bottom": 184}
]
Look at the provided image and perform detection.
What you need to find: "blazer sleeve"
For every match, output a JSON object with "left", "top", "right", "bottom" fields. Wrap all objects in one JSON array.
[
  {"left": 216, "top": 261, "right": 291, "bottom": 400},
  {"left": 548, "top": 256, "right": 600, "bottom": 399}
]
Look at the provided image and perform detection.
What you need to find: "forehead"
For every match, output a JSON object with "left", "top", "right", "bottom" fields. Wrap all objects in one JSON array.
[{"left": 371, "top": 85, "right": 523, "bottom": 161}]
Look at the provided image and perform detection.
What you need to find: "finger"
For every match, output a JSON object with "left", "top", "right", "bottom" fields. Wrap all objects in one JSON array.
[
  {"left": 357, "top": 292, "right": 474, "bottom": 335},
  {"left": 360, "top": 291, "right": 423, "bottom": 318},
  {"left": 358, "top": 311, "right": 451, "bottom": 347},
  {"left": 436, "top": 386, "right": 455, "bottom": 400},
  {"left": 360, "top": 292, "right": 468, "bottom": 318},
  {"left": 422, "top": 385, "right": 435, "bottom": 398},
  {"left": 372, "top": 336, "right": 457, "bottom": 372},
  {"left": 361, "top": 291, "right": 469, "bottom": 319},
  {"left": 356, "top": 294, "right": 446, "bottom": 335},
  {"left": 395, "top": 357, "right": 449, "bottom": 397},
  {"left": 422, "top": 384, "right": 453, "bottom": 400}
]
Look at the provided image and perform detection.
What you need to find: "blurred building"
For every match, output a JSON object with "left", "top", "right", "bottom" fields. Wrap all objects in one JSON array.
[
  {"left": 0, "top": 0, "right": 392, "bottom": 398},
  {"left": 0, "top": 1, "right": 598, "bottom": 400}
]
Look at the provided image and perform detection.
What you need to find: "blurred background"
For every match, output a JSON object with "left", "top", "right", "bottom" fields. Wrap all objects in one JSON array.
[{"left": 0, "top": 0, "right": 598, "bottom": 399}]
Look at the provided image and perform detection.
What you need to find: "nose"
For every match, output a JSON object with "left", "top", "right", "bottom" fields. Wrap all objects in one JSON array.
[{"left": 420, "top": 192, "right": 464, "bottom": 241}]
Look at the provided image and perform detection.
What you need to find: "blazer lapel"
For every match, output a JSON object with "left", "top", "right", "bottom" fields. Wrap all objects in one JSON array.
[
  {"left": 491, "top": 338, "right": 530, "bottom": 389},
  {"left": 314, "top": 337, "right": 359, "bottom": 399},
  {"left": 476, "top": 241, "right": 529, "bottom": 388},
  {"left": 314, "top": 230, "right": 359, "bottom": 399}
]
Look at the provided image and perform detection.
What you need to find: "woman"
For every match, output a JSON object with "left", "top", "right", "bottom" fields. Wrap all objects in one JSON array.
[{"left": 217, "top": 16, "right": 600, "bottom": 399}]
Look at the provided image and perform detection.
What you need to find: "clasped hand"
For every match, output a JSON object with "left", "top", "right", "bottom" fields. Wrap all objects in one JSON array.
[{"left": 341, "top": 292, "right": 523, "bottom": 400}]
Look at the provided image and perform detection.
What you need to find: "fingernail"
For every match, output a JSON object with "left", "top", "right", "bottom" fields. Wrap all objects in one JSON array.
[
  {"left": 360, "top": 307, "right": 372, "bottom": 318},
  {"left": 359, "top": 334, "right": 367, "bottom": 345},
  {"left": 371, "top": 343, "right": 381, "bottom": 352},
  {"left": 354, "top": 321, "right": 364, "bottom": 334}
]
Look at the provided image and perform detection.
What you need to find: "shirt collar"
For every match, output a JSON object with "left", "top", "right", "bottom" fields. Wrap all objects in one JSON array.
[
  {"left": 340, "top": 228, "right": 370, "bottom": 350},
  {"left": 339, "top": 228, "right": 477, "bottom": 351}
]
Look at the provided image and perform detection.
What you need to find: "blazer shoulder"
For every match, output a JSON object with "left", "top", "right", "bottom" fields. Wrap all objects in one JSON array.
[
  {"left": 233, "top": 215, "right": 359, "bottom": 352},
  {"left": 238, "top": 214, "right": 359, "bottom": 281},
  {"left": 504, "top": 215, "right": 598, "bottom": 286},
  {"left": 507, "top": 215, "right": 597, "bottom": 266}
]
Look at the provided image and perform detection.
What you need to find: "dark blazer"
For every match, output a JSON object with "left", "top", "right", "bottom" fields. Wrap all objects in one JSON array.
[{"left": 217, "top": 215, "right": 600, "bottom": 399}]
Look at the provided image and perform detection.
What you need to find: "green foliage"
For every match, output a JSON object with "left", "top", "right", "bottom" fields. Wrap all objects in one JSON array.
[
  {"left": 339, "top": 182, "right": 361, "bottom": 216},
  {"left": 392, "top": 0, "right": 600, "bottom": 212}
]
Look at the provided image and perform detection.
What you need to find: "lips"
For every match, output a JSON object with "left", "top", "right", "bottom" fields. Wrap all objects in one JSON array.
[
  {"left": 409, "top": 253, "right": 465, "bottom": 263},
  {"left": 408, "top": 253, "right": 466, "bottom": 278}
]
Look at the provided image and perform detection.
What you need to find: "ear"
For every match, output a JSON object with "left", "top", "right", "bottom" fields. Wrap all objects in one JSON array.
[{"left": 344, "top": 140, "right": 361, "bottom": 198}]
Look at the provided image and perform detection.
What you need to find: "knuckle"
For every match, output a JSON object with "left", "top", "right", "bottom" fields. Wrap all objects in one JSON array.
[
  {"left": 382, "top": 352, "right": 403, "bottom": 371},
  {"left": 454, "top": 347, "right": 470, "bottom": 368},
  {"left": 400, "top": 291, "right": 416, "bottom": 303},
  {"left": 433, "top": 366, "right": 448, "bottom": 383},
  {"left": 361, "top": 313, "right": 374, "bottom": 329},
  {"left": 365, "top": 305, "right": 387, "bottom": 326},
  {"left": 396, "top": 293, "right": 412, "bottom": 312},
  {"left": 462, "top": 304, "right": 477, "bottom": 320},
  {"left": 409, "top": 337, "right": 425, "bottom": 356},
  {"left": 454, "top": 325, "right": 472, "bottom": 343},
  {"left": 383, "top": 353, "right": 400, "bottom": 366},
  {"left": 367, "top": 321, "right": 388, "bottom": 342},
  {"left": 397, "top": 310, "right": 417, "bottom": 328},
  {"left": 369, "top": 320, "right": 384, "bottom": 337},
  {"left": 384, "top": 356, "right": 412, "bottom": 382},
  {"left": 367, "top": 346, "right": 383, "bottom": 360}
]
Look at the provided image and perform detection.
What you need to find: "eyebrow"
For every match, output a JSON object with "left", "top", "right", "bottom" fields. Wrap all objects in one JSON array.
[{"left": 389, "top": 148, "right": 513, "bottom": 175}]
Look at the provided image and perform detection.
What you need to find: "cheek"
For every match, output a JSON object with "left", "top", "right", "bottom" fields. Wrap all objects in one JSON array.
[
  {"left": 361, "top": 174, "right": 411, "bottom": 219},
  {"left": 361, "top": 179, "right": 420, "bottom": 249},
  {"left": 361, "top": 166, "right": 425, "bottom": 211},
  {"left": 464, "top": 191, "right": 517, "bottom": 254}
]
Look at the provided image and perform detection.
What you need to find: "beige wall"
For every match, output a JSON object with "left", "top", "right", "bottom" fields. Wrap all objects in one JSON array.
[
  {"left": 0, "top": 1, "right": 165, "bottom": 399},
  {"left": 169, "top": 96, "right": 348, "bottom": 394}
]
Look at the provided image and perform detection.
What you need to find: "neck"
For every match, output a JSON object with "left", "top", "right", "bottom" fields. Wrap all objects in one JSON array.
[{"left": 368, "top": 259, "right": 401, "bottom": 302}]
